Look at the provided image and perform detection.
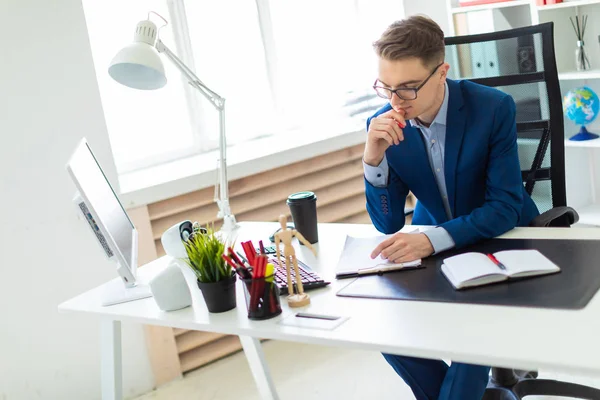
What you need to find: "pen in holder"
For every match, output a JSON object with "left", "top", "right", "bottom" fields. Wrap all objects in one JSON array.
[{"left": 243, "top": 275, "right": 282, "bottom": 320}]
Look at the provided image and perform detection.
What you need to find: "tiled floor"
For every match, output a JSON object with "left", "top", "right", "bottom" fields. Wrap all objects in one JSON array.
[{"left": 135, "top": 340, "right": 600, "bottom": 400}]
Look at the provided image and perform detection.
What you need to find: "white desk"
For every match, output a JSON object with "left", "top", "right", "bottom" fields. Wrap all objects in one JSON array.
[{"left": 58, "top": 222, "right": 600, "bottom": 400}]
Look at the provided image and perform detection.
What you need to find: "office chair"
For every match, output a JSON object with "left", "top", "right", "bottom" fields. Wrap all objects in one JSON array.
[{"left": 445, "top": 22, "right": 600, "bottom": 400}]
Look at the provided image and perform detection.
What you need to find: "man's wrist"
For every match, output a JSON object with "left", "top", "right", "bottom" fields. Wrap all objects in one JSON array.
[
  {"left": 420, "top": 233, "right": 435, "bottom": 257},
  {"left": 363, "top": 156, "right": 389, "bottom": 187},
  {"left": 422, "top": 227, "right": 455, "bottom": 255},
  {"left": 363, "top": 154, "right": 384, "bottom": 167}
]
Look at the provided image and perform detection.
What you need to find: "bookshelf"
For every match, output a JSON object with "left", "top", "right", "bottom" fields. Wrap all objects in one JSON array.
[
  {"left": 559, "top": 69, "right": 600, "bottom": 80},
  {"left": 576, "top": 203, "right": 600, "bottom": 225},
  {"left": 565, "top": 138, "right": 600, "bottom": 147},
  {"left": 537, "top": 0, "right": 600, "bottom": 10},
  {"left": 451, "top": 0, "right": 532, "bottom": 13},
  {"left": 442, "top": 0, "right": 600, "bottom": 226}
]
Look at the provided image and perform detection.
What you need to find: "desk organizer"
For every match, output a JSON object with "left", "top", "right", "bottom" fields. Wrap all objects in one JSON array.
[{"left": 243, "top": 275, "right": 282, "bottom": 320}]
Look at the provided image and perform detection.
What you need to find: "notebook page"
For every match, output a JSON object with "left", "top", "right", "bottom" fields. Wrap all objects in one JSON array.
[
  {"left": 442, "top": 252, "right": 505, "bottom": 283},
  {"left": 335, "top": 235, "right": 421, "bottom": 275},
  {"left": 494, "top": 250, "right": 560, "bottom": 277},
  {"left": 441, "top": 263, "right": 507, "bottom": 289}
]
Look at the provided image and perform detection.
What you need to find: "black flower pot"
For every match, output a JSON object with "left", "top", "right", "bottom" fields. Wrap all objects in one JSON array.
[{"left": 197, "top": 273, "right": 237, "bottom": 313}]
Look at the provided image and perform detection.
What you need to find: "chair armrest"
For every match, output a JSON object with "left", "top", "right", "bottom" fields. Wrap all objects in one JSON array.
[{"left": 529, "top": 206, "right": 579, "bottom": 228}]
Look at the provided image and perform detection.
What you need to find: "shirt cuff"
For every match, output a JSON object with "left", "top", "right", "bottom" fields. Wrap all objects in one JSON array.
[
  {"left": 423, "top": 227, "right": 455, "bottom": 254},
  {"left": 363, "top": 156, "right": 389, "bottom": 188}
]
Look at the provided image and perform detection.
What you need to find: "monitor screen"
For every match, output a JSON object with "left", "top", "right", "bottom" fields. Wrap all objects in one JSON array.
[{"left": 67, "top": 139, "right": 136, "bottom": 270}]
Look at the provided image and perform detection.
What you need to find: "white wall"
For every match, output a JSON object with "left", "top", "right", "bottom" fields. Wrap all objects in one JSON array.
[
  {"left": 0, "top": 0, "right": 154, "bottom": 398},
  {"left": 403, "top": 0, "right": 451, "bottom": 35}
]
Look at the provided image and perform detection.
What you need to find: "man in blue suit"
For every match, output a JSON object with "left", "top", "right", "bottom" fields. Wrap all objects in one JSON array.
[{"left": 363, "top": 16, "right": 539, "bottom": 400}]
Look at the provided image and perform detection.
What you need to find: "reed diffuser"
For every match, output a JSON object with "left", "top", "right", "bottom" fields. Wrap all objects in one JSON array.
[{"left": 570, "top": 15, "right": 590, "bottom": 71}]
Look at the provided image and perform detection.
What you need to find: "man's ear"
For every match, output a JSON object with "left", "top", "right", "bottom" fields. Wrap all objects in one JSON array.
[{"left": 440, "top": 62, "right": 450, "bottom": 80}]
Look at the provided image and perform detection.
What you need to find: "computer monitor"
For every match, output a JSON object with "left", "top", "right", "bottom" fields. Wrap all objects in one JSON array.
[{"left": 67, "top": 138, "right": 151, "bottom": 305}]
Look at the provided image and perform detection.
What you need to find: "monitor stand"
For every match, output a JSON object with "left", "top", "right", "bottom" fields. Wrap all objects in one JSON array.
[{"left": 101, "top": 278, "right": 152, "bottom": 306}]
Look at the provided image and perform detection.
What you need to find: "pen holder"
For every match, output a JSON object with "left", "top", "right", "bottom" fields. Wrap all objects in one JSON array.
[{"left": 242, "top": 275, "right": 282, "bottom": 320}]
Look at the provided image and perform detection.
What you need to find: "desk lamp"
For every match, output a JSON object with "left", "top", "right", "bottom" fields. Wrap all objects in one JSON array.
[{"left": 108, "top": 12, "right": 238, "bottom": 235}]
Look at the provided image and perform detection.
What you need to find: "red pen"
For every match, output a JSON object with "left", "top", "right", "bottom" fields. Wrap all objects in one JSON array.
[
  {"left": 242, "top": 241, "right": 256, "bottom": 265},
  {"left": 228, "top": 247, "right": 243, "bottom": 265},
  {"left": 487, "top": 253, "right": 507, "bottom": 271}
]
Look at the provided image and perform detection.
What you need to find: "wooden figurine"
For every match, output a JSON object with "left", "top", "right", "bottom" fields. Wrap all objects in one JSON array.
[{"left": 274, "top": 214, "right": 317, "bottom": 307}]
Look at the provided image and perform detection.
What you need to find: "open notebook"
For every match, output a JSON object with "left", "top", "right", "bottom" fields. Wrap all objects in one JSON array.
[
  {"left": 441, "top": 249, "right": 561, "bottom": 290},
  {"left": 335, "top": 234, "right": 422, "bottom": 278}
]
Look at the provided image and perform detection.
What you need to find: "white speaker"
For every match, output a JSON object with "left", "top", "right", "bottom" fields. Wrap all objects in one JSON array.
[
  {"left": 149, "top": 261, "right": 192, "bottom": 312},
  {"left": 161, "top": 220, "right": 194, "bottom": 259}
]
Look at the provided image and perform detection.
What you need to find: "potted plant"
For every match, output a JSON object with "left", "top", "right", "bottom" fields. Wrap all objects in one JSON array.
[{"left": 183, "top": 224, "right": 237, "bottom": 313}]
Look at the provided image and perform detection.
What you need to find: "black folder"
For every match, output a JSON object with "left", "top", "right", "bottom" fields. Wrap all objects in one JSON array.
[{"left": 336, "top": 238, "right": 600, "bottom": 309}]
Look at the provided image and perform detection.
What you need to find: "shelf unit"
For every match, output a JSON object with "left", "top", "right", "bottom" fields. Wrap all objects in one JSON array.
[
  {"left": 450, "top": 0, "right": 600, "bottom": 14},
  {"left": 444, "top": 0, "right": 600, "bottom": 226},
  {"left": 559, "top": 69, "right": 600, "bottom": 80},
  {"left": 575, "top": 203, "right": 600, "bottom": 225},
  {"left": 565, "top": 138, "right": 600, "bottom": 147},
  {"left": 451, "top": 0, "right": 532, "bottom": 13},
  {"left": 537, "top": 0, "right": 600, "bottom": 10}
]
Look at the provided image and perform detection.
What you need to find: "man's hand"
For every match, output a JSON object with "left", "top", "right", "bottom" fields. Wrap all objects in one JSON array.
[
  {"left": 370, "top": 233, "right": 434, "bottom": 263},
  {"left": 363, "top": 109, "right": 407, "bottom": 167}
]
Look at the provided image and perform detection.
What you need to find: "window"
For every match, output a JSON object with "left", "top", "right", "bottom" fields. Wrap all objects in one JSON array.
[
  {"left": 183, "top": 0, "right": 276, "bottom": 147},
  {"left": 83, "top": 0, "right": 400, "bottom": 174},
  {"left": 268, "top": 0, "right": 382, "bottom": 122}
]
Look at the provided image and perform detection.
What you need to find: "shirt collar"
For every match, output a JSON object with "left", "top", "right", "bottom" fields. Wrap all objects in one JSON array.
[{"left": 409, "top": 81, "right": 449, "bottom": 129}]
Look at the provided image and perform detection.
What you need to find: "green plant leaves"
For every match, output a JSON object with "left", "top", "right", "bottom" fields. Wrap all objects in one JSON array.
[{"left": 183, "top": 224, "right": 231, "bottom": 283}]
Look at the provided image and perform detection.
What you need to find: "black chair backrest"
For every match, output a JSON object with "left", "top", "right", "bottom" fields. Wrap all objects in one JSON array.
[{"left": 444, "top": 23, "right": 565, "bottom": 213}]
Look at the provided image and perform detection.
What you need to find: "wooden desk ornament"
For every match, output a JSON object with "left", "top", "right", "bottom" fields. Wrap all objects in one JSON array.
[{"left": 274, "top": 214, "right": 317, "bottom": 307}]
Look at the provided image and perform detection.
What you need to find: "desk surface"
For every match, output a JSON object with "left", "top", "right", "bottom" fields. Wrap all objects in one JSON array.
[{"left": 59, "top": 223, "right": 600, "bottom": 376}]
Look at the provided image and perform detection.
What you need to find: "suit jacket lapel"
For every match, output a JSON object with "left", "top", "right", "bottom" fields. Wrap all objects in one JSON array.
[{"left": 444, "top": 79, "right": 467, "bottom": 217}]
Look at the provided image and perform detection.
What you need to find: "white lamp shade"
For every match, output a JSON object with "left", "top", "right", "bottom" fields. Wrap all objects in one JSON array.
[{"left": 109, "top": 42, "right": 167, "bottom": 90}]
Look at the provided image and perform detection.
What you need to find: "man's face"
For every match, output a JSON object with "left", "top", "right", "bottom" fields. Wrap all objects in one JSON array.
[{"left": 376, "top": 57, "right": 448, "bottom": 121}]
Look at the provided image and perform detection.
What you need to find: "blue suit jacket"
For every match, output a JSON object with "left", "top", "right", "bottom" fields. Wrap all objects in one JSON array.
[{"left": 365, "top": 79, "right": 539, "bottom": 249}]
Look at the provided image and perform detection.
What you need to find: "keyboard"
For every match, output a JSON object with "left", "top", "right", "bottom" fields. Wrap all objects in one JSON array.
[{"left": 256, "top": 247, "right": 330, "bottom": 295}]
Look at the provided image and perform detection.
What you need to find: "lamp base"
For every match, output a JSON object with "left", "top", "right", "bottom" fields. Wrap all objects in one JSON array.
[
  {"left": 569, "top": 126, "right": 600, "bottom": 141},
  {"left": 218, "top": 214, "right": 240, "bottom": 246},
  {"left": 221, "top": 214, "right": 239, "bottom": 232}
]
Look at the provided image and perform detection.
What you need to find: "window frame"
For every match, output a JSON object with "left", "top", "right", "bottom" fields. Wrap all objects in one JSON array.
[{"left": 86, "top": 0, "right": 392, "bottom": 175}]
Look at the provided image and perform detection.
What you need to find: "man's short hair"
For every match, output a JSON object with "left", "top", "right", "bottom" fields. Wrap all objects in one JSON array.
[{"left": 373, "top": 15, "right": 445, "bottom": 68}]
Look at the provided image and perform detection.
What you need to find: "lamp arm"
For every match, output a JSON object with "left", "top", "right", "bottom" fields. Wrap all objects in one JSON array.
[
  {"left": 156, "top": 40, "right": 224, "bottom": 109},
  {"left": 155, "top": 40, "right": 237, "bottom": 232}
]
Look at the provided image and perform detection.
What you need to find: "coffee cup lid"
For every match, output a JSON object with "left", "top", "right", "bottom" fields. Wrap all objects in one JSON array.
[{"left": 287, "top": 191, "right": 317, "bottom": 203}]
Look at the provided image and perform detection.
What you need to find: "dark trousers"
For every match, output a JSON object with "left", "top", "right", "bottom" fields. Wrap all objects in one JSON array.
[{"left": 383, "top": 353, "right": 490, "bottom": 400}]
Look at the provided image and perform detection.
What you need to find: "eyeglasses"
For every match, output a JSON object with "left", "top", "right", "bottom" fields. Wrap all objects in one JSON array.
[{"left": 373, "top": 62, "right": 444, "bottom": 101}]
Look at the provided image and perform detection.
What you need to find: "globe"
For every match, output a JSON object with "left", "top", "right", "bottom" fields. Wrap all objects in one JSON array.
[{"left": 563, "top": 86, "right": 600, "bottom": 141}]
